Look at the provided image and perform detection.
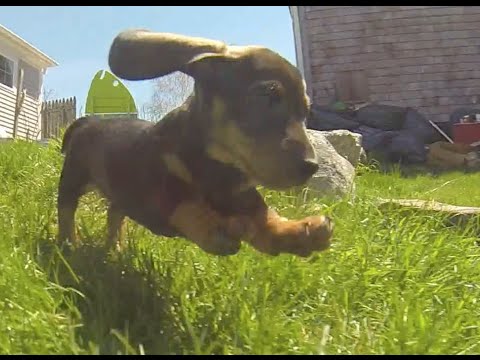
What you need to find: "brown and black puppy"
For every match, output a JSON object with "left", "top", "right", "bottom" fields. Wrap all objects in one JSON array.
[{"left": 57, "top": 29, "right": 333, "bottom": 257}]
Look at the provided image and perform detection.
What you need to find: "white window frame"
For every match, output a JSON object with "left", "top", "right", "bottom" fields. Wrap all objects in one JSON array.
[{"left": 0, "top": 52, "right": 15, "bottom": 89}]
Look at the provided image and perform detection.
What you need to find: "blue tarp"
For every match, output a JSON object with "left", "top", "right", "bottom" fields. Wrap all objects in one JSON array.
[{"left": 307, "top": 103, "right": 447, "bottom": 165}]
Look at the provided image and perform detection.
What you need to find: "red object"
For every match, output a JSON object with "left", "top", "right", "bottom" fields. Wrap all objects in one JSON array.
[{"left": 452, "top": 122, "right": 480, "bottom": 145}]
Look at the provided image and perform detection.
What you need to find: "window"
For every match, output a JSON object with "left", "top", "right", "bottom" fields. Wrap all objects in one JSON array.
[
  {"left": 0, "top": 54, "right": 14, "bottom": 88},
  {"left": 20, "top": 60, "right": 41, "bottom": 99}
]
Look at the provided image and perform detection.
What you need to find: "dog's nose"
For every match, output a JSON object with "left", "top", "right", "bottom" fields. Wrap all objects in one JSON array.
[{"left": 300, "top": 159, "right": 319, "bottom": 177}]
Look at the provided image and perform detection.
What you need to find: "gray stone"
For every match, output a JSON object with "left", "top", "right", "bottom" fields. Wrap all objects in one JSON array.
[
  {"left": 306, "top": 129, "right": 356, "bottom": 199},
  {"left": 359, "top": 148, "right": 368, "bottom": 165},
  {"left": 317, "top": 129, "right": 364, "bottom": 167}
]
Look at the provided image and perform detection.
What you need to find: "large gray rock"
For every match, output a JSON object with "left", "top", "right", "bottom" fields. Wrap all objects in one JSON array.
[
  {"left": 306, "top": 129, "right": 356, "bottom": 199},
  {"left": 317, "top": 130, "right": 364, "bottom": 167}
]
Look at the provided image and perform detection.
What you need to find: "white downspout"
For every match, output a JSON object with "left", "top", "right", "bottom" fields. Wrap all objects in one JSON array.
[
  {"left": 37, "top": 68, "right": 47, "bottom": 140},
  {"left": 289, "top": 6, "right": 305, "bottom": 77}
]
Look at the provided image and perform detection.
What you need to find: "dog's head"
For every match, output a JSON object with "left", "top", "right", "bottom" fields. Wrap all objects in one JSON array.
[{"left": 108, "top": 29, "right": 318, "bottom": 190}]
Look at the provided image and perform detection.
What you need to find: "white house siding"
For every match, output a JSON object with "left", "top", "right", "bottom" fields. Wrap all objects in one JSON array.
[
  {"left": 0, "top": 40, "right": 43, "bottom": 139},
  {"left": 0, "top": 84, "right": 41, "bottom": 139}
]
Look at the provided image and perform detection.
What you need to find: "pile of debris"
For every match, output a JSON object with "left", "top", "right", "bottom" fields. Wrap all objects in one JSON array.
[{"left": 308, "top": 102, "right": 480, "bottom": 170}]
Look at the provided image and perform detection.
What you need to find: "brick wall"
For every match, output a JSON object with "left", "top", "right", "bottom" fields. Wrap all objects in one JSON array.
[{"left": 303, "top": 6, "right": 480, "bottom": 122}]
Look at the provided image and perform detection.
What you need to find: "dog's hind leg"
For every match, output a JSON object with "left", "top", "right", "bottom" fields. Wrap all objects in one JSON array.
[
  {"left": 57, "top": 158, "right": 89, "bottom": 246},
  {"left": 106, "top": 204, "right": 125, "bottom": 251}
]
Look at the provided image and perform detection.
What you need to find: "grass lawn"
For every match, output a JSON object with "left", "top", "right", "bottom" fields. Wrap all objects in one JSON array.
[{"left": 0, "top": 139, "right": 479, "bottom": 355}]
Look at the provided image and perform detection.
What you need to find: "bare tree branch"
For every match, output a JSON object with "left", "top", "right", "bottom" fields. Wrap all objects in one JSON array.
[
  {"left": 41, "top": 87, "right": 56, "bottom": 102},
  {"left": 142, "top": 72, "right": 194, "bottom": 122}
]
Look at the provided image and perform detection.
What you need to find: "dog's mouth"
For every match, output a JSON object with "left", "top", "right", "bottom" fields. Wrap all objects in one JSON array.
[{"left": 232, "top": 155, "right": 311, "bottom": 191}]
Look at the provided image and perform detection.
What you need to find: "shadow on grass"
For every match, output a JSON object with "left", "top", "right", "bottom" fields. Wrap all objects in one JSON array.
[{"left": 35, "top": 238, "right": 191, "bottom": 355}]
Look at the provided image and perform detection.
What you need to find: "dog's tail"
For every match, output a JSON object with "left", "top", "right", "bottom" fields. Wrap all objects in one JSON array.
[{"left": 61, "top": 116, "right": 89, "bottom": 154}]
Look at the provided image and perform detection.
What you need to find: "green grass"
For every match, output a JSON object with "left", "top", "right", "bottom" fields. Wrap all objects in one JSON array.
[{"left": 0, "top": 139, "right": 479, "bottom": 355}]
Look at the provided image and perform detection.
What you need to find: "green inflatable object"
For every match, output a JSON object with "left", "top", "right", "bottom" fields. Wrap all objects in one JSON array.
[{"left": 85, "top": 70, "right": 137, "bottom": 116}]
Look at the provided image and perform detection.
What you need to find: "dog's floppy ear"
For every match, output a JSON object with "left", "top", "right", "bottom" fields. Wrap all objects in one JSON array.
[{"left": 108, "top": 29, "right": 230, "bottom": 81}]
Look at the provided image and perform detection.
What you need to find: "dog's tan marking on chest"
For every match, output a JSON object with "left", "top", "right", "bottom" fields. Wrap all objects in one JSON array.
[{"left": 162, "top": 153, "right": 193, "bottom": 184}]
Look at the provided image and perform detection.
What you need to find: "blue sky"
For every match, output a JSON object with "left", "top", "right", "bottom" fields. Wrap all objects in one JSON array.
[{"left": 0, "top": 6, "right": 296, "bottom": 115}]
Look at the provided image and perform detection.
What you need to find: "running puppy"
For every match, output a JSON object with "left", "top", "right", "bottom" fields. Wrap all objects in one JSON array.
[{"left": 57, "top": 29, "right": 333, "bottom": 257}]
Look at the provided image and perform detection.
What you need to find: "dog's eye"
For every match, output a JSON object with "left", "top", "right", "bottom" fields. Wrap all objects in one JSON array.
[
  {"left": 249, "top": 81, "right": 283, "bottom": 108},
  {"left": 267, "top": 83, "right": 282, "bottom": 106}
]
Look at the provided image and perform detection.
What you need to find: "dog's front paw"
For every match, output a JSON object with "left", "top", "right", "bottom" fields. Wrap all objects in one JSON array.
[{"left": 294, "top": 215, "right": 334, "bottom": 257}]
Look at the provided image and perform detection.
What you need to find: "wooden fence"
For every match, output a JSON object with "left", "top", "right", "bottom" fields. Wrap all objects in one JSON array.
[{"left": 41, "top": 97, "right": 77, "bottom": 139}]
